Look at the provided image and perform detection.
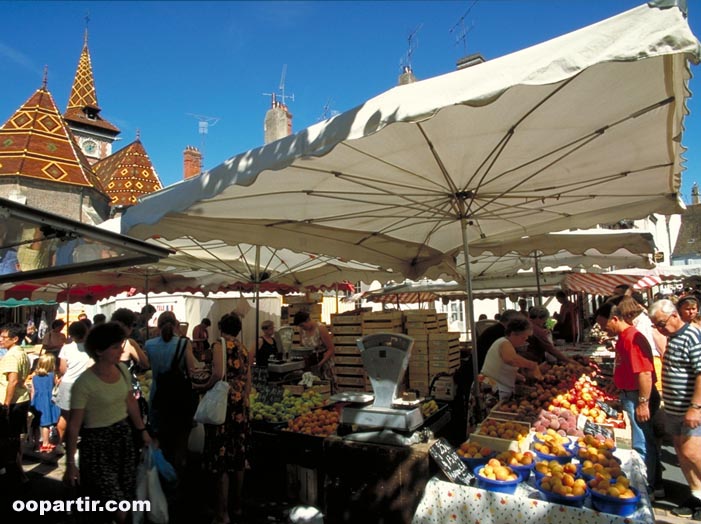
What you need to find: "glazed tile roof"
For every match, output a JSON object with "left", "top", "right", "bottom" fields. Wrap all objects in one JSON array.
[
  {"left": 92, "top": 138, "right": 163, "bottom": 207},
  {"left": 64, "top": 32, "right": 119, "bottom": 134},
  {"left": 0, "top": 86, "right": 105, "bottom": 190}
]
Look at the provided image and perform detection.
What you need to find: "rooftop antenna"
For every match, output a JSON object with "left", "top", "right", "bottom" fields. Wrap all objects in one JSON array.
[
  {"left": 450, "top": 0, "right": 478, "bottom": 55},
  {"left": 319, "top": 97, "right": 338, "bottom": 122},
  {"left": 262, "top": 64, "right": 295, "bottom": 107},
  {"left": 400, "top": 24, "right": 423, "bottom": 72},
  {"left": 186, "top": 113, "right": 220, "bottom": 164}
]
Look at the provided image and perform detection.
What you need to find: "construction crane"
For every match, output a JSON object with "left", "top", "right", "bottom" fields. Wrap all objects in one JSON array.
[{"left": 186, "top": 113, "right": 220, "bottom": 164}]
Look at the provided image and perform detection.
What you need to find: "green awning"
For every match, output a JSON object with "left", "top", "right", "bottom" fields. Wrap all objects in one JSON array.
[{"left": 0, "top": 298, "right": 56, "bottom": 308}]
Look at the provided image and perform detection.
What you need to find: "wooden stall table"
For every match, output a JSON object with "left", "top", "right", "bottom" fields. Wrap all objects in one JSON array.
[{"left": 412, "top": 449, "right": 653, "bottom": 524}]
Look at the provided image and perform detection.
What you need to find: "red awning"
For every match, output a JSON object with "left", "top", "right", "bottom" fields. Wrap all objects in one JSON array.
[{"left": 563, "top": 273, "right": 672, "bottom": 295}]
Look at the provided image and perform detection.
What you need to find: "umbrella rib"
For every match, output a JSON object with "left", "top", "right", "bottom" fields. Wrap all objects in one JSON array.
[
  {"left": 334, "top": 141, "right": 451, "bottom": 192},
  {"left": 468, "top": 76, "right": 579, "bottom": 194},
  {"left": 289, "top": 164, "right": 450, "bottom": 197},
  {"left": 479, "top": 96, "right": 675, "bottom": 192}
]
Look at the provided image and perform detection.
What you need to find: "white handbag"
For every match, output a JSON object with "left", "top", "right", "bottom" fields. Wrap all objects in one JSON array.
[{"left": 194, "top": 337, "right": 230, "bottom": 425}]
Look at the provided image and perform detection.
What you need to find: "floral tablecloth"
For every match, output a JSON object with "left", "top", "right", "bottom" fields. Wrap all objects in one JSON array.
[{"left": 412, "top": 450, "right": 653, "bottom": 524}]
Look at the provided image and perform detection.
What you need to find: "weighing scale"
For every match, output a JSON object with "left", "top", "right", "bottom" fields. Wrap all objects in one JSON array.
[
  {"left": 267, "top": 326, "right": 305, "bottom": 375},
  {"left": 338, "top": 333, "right": 424, "bottom": 432}
]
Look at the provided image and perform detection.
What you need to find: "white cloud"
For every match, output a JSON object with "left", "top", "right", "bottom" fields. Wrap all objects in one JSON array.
[{"left": 0, "top": 41, "right": 42, "bottom": 77}]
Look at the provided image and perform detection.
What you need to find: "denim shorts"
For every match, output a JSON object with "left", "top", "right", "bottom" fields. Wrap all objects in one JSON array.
[{"left": 666, "top": 413, "right": 701, "bottom": 437}]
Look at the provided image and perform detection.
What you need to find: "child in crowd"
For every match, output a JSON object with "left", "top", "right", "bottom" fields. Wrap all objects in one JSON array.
[{"left": 30, "top": 354, "right": 61, "bottom": 452}]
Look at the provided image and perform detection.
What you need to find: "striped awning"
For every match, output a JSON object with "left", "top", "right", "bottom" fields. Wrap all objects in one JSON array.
[{"left": 563, "top": 273, "right": 669, "bottom": 295}]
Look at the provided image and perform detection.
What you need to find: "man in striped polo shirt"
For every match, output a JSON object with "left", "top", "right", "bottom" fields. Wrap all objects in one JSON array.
[{"left": 650, "top": 299, "right": 701, "bottom": 519}]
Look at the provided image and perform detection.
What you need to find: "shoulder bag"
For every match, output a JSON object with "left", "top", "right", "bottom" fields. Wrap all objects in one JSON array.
[{"left": 194, "top": 337, "right": 230, "bottom": 425}]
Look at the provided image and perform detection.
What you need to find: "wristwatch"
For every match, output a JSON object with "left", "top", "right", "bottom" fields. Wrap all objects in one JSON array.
[
  {"left": 638, "top": 396, "right": 649, "bottom": 404},
  {"left": 690, "top": 403, "right": 701, "bottom": 409}
]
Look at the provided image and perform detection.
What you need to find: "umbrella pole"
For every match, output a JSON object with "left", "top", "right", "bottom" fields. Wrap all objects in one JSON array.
[
  {"left": 66, "top": 286, "right": 70, "bottom": 325},
  {"left": 460, "top": 216, "right": 482, "bottom": 418},
  {"left": 145, "top": 274, "right": 150, "bottom": 308},
  {"left": 254, "top": 245, "right": 261, "bottom": 348},
  {"left": 534, "top": 251, "right": 542, "bottom": 305}
]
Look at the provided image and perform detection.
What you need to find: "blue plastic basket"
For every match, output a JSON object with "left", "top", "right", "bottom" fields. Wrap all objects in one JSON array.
[
  {"left": 535, "top": 477, "right": 588, "bottom": 508},
  {"left": 473, "top": 466, "right": 522, "bottom": 494},
  {"left": 534, "top": 462, "right": 581, "bottom": 483},
  {"left": 590, "top": 486, "right": 640, "bottom": 516},
  {"left": 532, "top": 445, "right": 575, "bottom": 464},
  {"left": 459, "top": 451, "right": 496, "bottom": 469}
]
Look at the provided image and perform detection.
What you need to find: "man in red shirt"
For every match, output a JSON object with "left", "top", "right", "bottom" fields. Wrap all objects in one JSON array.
[{"left": 596, "top": 298, "right": 659, "bottom": 495}]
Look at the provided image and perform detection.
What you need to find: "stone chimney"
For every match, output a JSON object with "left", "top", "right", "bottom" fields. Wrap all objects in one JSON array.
[
  {"left": 264, "top": 94, "right": 293, "bottom": 145},
  {"left": 456, "top": 53, "right": 485, "bottom": 70},
  {"left": 398, "top": 65, "right": 417, "bottom": 85},
  {"left": 693, "top": 182, "right": 700, "bottom": 205},
  {"left": 183, "top": 145, "right": 202, "bottom": 179}
]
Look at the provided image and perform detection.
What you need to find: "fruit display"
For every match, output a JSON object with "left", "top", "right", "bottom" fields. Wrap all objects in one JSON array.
[
  {"left": 285, "top": 408, "right": 339, "bottom": 437},
  {"left": 532, "top": 438, "right": 571, "bottom": 458},
  {"left": 588, "top": 475, "right": 637, "bottom": 498},
  {"left": 457, "top": 441, "right": 493, "bottom": 459},
  {"left": 539, "top": 472, "right": 588, "bottom": 497},
  {"left": 532, "top": 408, "right": 583, "bottom": 437},
  {"left": 250, "top": 388, "right": 327, "bottom": 423},
  {"left": 421, "top": 399, "right": 439, "bottom": 418},
  {"left": 578, "top": 433, "right": 616, "bottom": 452},
  {"left": 477, "top": 458, "right": 519, "bottom": 481},
  {"left": 476, "top": 419, "right": 530, "bottom": 442},
  {"left": 580, "top": 460, "right": 624, "bottom": 480},
  {"left": 577, "top": 445, "right": 620, "bottom": 467},
  {"left": 534, "top": 460, "right": 578, "bottom": 478},
  {"left": 533, "top": 427, "right": 574, "bottom": 448},
  {"left": 495, "top": 450, "right": 534, "bottom": 466},
  {"left": 491, "top": 398, "right": 541, "bottom": 421},
  {"left": 548, "top": 375, "right": 617, "bottom": 424}
]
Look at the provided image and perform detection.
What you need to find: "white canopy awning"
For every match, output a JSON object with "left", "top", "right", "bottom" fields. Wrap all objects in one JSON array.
[{"left": 115, "top": 2, "right": 698, "bottom": 283}]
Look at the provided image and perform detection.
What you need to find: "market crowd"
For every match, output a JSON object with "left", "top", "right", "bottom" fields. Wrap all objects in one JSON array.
[
  {"left": 0, "top": 305, "right": 257, "bottom": 524},
  {"left": 468, "top": 287, "right": 701, "bottom": 520}
]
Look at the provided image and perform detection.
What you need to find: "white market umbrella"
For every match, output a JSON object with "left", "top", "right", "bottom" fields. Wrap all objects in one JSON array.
[{"left": 115, "top": 3, "right": 698, "bottom": 408}]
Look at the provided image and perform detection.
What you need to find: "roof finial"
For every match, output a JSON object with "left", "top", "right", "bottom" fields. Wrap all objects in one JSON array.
[
  {"left": 42, "top": 65, "right": 48, "bottom": 89},
  {"left": 84, "top": 12, "right": 90, "bottom": 46},
  {"left": 136, "top": 128, "right": 141, "bottom": 140}
]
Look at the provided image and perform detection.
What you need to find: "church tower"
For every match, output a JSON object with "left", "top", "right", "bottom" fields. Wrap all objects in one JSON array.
[{"left": 63, "top": 27, "right": 120, "bottom": 164}]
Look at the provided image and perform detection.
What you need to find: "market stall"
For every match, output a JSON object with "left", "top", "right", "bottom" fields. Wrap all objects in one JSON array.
[{"left": 412, "top": 448, "right": 652, "bottom": 524}]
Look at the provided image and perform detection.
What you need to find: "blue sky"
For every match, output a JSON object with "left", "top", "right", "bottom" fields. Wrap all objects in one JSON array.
[{"left": 1, "top": 1, "right": 699, "bottom": 203}]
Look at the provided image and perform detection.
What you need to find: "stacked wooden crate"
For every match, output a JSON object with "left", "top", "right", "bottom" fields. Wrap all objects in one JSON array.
[
  {"left": 427, "top": 332, "right": 461, "bottom": 377},
  {"left": 404, "top": 310, "right": 438, "bottom": 396},
  {"left": 330, "top": 313, "right": 367, "bottom": 392}
]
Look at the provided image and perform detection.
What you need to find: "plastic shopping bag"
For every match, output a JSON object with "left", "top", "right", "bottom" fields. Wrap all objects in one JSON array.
[
  {"left": 194, "top": 380, "right": 230, "bottom": 425},
  {"left": 133, "top": 445, "right": 169, "bottom": 524},
  {"left": 151, "top": 446, "right": 177, "bottom": 484}
]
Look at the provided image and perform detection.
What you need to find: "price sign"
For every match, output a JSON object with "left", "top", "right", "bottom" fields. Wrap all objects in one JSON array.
[
  {"left": 429, "top": 438, "right": 473, "bottom": 485},
  {"left": 583, "top": 420, "right": 615, "bottom": 440},
  {"left": 596, "top": 400, "right": 620, "bottom": 418}
]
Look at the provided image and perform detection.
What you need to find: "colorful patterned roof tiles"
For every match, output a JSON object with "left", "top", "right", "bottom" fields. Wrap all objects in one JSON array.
[
  {"left": 92, "top": 138, "right": 163, "bottom": 207},
  {"left": 64, "top": 29, "right": 119, "bottom": 134},
  {"left": 0, "top": 86, "right": 106, "bottom": 190}
]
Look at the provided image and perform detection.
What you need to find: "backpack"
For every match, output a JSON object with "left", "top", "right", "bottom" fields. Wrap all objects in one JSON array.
[{"left": 152, "top": 337, "right": 197, "bottom": 429}]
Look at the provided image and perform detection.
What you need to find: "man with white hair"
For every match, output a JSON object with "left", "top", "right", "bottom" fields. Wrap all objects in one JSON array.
[{"left": 649, "top": 299, "right": 701, "bottom": 519}]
